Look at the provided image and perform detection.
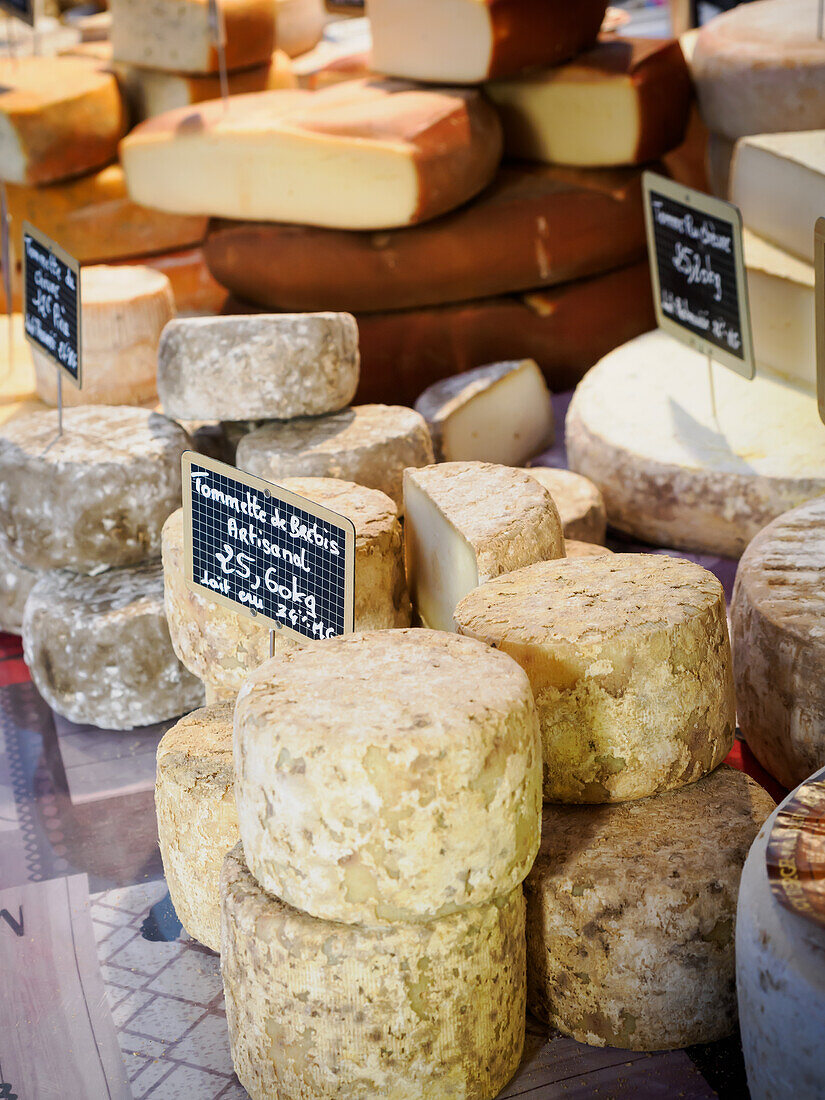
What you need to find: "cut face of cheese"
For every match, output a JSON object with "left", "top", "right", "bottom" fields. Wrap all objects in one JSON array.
[
  {"left": 233, "top": 629, "right": 542, "bottom": 924},
  {"left": 121, "top": 81, "right": 503, "bottom": 229},
  {"left": 275, "top": 0, "right": 326, "bottom": 58},
  {"left": 521, "top": 467, "right": 607, "bottom": 544},
  {"left": 369, "top": 0, "right": 607, "bottom": 84},
  {"left": 486, "top": 38, "right": 692, "bottom": 168},
  {"left": 415, "top": 360, "right": 554, "bottom": 465},
  {"left": 0, "top": 529, "right": 38, "bottom": 635},
  {"left": 404, "top": 462, "right": 565, "bottom": 632}
]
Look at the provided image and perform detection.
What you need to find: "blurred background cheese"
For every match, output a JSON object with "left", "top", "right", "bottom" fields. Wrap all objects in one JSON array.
[
  {"left": 275, "top": 0, "right": 326, "bottom": 58},
  {"left": 0, "top": 529, "right": 39, "bottom": 636},
  {"left": 521, "top": 467, "right": 607, "bottom": 545},
  {"left": 706, "top": 130, "right": 735, "bottom": 197}
]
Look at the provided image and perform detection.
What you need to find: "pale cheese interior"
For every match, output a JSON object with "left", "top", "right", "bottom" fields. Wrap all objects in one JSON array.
[{"left": 370, "top": 0, "right": 493, "bottom": 84}]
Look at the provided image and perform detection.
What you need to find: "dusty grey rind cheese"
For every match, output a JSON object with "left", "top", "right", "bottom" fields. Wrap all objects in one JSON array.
[
  {"left": 526, "top": 765, "right": 775, "bottom": 1050},
  {"left": 414, "top": 360, "right": 554, "bottom": 465},
  {"left": 732, "top": 496, "right": 825, "bottom": 790},
  {"left": 455, "top": 554, "right": 735, "bottom": 804},
  {"left": 236, "top": 404, "right": 433, "bottom": 509},
  {"left": 521, "top": 467, "right": 607, "bottom": 544},
  {"left": 157, "top": 312, "right": 360, "bottom": 421},
  {"left": 564, "top": 539, "right": 613, "bottom": 559},
  {"left": 156, "top": 702, "right": 237, "bottom": 953},
  {"left": 162, "top": 478, "right": 411, "bottom": 697},
  {"left": 0, "top": 529, "right": 39, "bottom": 634},
  {"left": 23, "top": 562, "right": 204, "bottom": 729},
  {"left": 234, "top": 629, "right": 542, "bottom": 925},
  {"left": 0, "top": 406, "right": 189, "bottom": 573},
  {"left": 222, "top": 842, "right": 526, "bottom": 1100},
  {"left": 404, "top": 462, "right": 565, "bottom": 632}
]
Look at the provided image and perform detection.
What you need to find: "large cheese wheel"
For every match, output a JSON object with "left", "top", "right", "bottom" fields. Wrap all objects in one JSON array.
[
  {"left": 221, "top": 842, "right": 526, "bottom": 1100},
  {"left": 521, "top": 467, "right": 606, "bottom": 544},
  {"left": 0, "top": 529, "right": 38, "bottom": 635},
  {"left": 527, "top": 765, "right": 775, "bottom": 1050},
  {"left": 234, "top": 629, "right": 542, "bottom": 924},
  {"left": 732, "top": 496, "right": 825, "bottom": 789},
  {"left": 566, "top": 331, "right": 825, "bottom": 558},
  {"left": 0, "top": 406, "right": 188, "bottom": 573},
  {"left": 23, "top": 563, "right": 204, "bottom": 729},
  {"left": 455, "top": 554, "right": 734, "bottom": 803},
  {"left": 156, "top": 702, "right": 236, "bottom": 952}
]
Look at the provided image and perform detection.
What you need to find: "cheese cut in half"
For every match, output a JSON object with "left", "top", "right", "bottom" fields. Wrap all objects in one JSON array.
[
  {"left": 116, "top": 246, "right": 227, "bottom": 316},
  {"left": 0, "top": 529, "right": 38, "bottom": 635},
  {"left": 564, "top": 539, "right": 613, "bottom": 559},
  {"left": 706, "top": 130, "right": 735, "bottom": 198},
  {"left": 222, "top": 842, "right": 526, "bottom": 1099},
  {"left": 110, "top": 0, "right": 276, "bottom": 74},
  {"left": 234, "top": 629, "right": 541, "bottom": 924},
  {"left": 33, "top": 265, "right": 174, "bottom": 408},
  {"left": 275, "top": 0, "right": 326, "bottom": 58},
  {"left": 404, "top": 462, "right": 565, "bottom": 632},
  {"left": 369, "top": 0, "right": 607, "bottom": 84},
  {"left": 455, "top": 554, "right": 735, "bottom": 803},
  {"left": 520, "top": 467, "right": 607, "bottom": 544},
  {"left": 486, "top": 38, "right": 692, "bottom": 168},
  {"left": 527, "top": 766, "right": 775, "bottom": 1050},
  {"left": 156, "top": 703, "right": 237, "bottom": 952},
  {"left": 566, "top": 331, "right": 825, "bottom": 558},
  {"left": 732, "top": 496, "right": 825, "bottom": 790},
  {"left": 0, "top": 57, "right": 127, "bottom": 185},
  {"left": 162, "top": 479, "right": 411, "bottom": 698},
  {"left": 415, "top": 361, "right": 554, "bottom": 465},
  {"left": 121, "top": 81, "right": 503, "bottom": 229}
]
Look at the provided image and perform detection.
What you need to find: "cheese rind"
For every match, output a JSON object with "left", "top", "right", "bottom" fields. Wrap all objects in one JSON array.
[
  {"left": 233, "top": 629, "right": 542, "bottom": 924},
  {"left": 0, "top": 529, "right": 38, "bottom": 634},
  {"left": 527, "top": 766, "right": 775, "bottom": 1049},
  {"left": 521, "top": 467, "right": 607, "bottom": 544},
  {"left": 221, "top": 842, "right": 526, "bottom": 1100},
  {"left": 455, "top": 554, "right": 734, "bottom": 803}
]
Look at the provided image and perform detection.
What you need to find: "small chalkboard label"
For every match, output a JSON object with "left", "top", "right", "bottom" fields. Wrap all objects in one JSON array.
[
  {"left": 22, "top": 222, "right": 82, "bottom": 388},
  {"left": 0, "top": 0, "right": 35, "bottom": 26},
  {"left": 643, "top": 171, "right": 754, "bottom": 379},
  {"left": 182, "top": 452, "right": 356, "bottom": 643},
  {"left": 814, "top": 217, "right": 825, "bottom": 427}
]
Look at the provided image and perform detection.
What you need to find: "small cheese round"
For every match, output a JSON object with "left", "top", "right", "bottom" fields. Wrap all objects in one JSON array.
[
  {"left": 0, "top": 406, "right": 188, "bottom": 573},
  {"left": 234, "top": 629, "right": 542, "bottom": 924},
  {"left": 455, "top": 554, "right": 735, "bottom": 803},
  {"left": 23, "top": 562, "right": 204, "bottom": 729},
  {"left": 0, "top": 529, "right": 38, "bottom": 634},
  {"left": 521, "top": 467, "right": 607, "bottom": 544},
  {"left": 156, "top": 702, "right": 237, "bottom": 952},
  {"left": 221, "top": 842, "right": 526, "bottom": 1100},
  {"left": 527, "top": 765, "right": 775, "bottom": 1050},
  {"left": 564, "top": 539, "right": 613, "bottom": 559},
  {"left": 236, "top": 404, "right": 434, "bottom": 508}
]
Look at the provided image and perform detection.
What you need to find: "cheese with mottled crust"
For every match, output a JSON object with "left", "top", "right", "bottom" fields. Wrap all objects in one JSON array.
[
  {"left": 0, "top": 530, "right": 38, "bottom": 635},
  {"left": 521, "top": 467, "right": 606, "bottom": 544}
]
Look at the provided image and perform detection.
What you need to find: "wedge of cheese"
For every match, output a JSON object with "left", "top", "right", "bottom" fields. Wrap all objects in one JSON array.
[
  {"left": 121, "top": 80, "right": 503, "bottom": 229},
  {"left": 486, "top": 38, "right": 692, "bottom": 168},
  {"left": 521, "top": 467, "right": 607, "bottom": 544}
]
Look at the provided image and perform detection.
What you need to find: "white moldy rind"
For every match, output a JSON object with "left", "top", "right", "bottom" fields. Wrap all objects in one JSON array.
[
  {"left": 234, "top": 629, "right": 542, "bottom": 925},
  {"left": 455, "top": 554, "right": 735, "bottom": 804},
  {"left": 732, "top": 496, "right": 825, "bottom": 789},
  {"left": 23, "top": 562, "right": 204, "bottom": 729},
  {"left": 157, "top": 313, "right": 360, "bottom": 421},
  {"left": 0, "top": 529, "right": 38, "bottom": 634},
  {"left": 156, "top": 702, "right": 237, "bottom": 952},
  {"left": 521, "top": 467, "right": 606, "bottom": 544},
  {"left": 236, "top": 404, "right": 434, "bottom": 508},
  {"left": 0, "top": 406, "right": 189, "bottom": 573},
  {"left": 527, "top": 766, "right": 775, "bottom": 1050},
  {"left": 221, "top": 842, "right": 526, "bottom": 1100}
]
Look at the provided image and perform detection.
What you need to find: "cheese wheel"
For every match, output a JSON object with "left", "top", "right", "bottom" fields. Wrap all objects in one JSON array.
[
  {"left": 563, "top": 539, "right": 613, "bottom": 559},
  {"left": 234, "top": 629, "right": 542, "bottom": 924},
  {"left": 526, "top": 765, "right": 775, "bottom": 1050},
  {"left": 706, "top": 130, "right": 735, "bottom": 198},
  {"left": 162, "top": 478, "right": 411, "bottom": 697},
  {"left": 221, "top": 842, "right": 526, "bottom": 1100},
  {"left": 117, "top": 246, "right": 227, "bottom": 316},
  {"left": 0, "top": 529, "right": 38, "bottom": 635},
  {"left": 236, "top": 404, "right": 433, "bottom": 509},
  {"left": 158, "top": 313, "right": 359, "bottom": 421},
  {"left": 521, "top": 467, "right": 606, "bottom": 544},
  {"left": 455, "top": 554, "right": 735, "bottom": 804},
  {"left": 275, "top": 0, "right": 326, "bottom": 58},
  {"left": 566, "top": 331, "right": 825, "bottom": 557},
  {"left": 156, "top": 702, "right": 237, "bottom": 952},
  {"left": 0, "top": 406, "right": 188, "bottom": 573},
  {"left": 23, "top": 562, "right": 204, "bottom": 729},
  {"left": 732, "top": 496, "right": 825, "bottom": 790}
]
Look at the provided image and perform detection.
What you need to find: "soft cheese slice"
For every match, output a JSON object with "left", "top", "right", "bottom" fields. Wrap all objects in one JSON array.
[
  {"left": 486, "top": 38, "right": 692, "bottom": 168},
  {"left": 415, "top": 360, "right": 554, "bottom": 465},
  {"left": 521, "top": 467, "right": 607, "bottom": 544},
  {"left": 0, "top": 529, "right": 38, "bottom": 635},
  {"left": 222, "top": 842, "right": 526, "bottom": 1099},
  {"left": 234, "top": 629, "right": 541, "bottom": 924},
  {"left": 404, "top": 462, "right": 565, "bottom": 632},
  {"left": 275, "top": 0, "right": 326, "bottom": 58},
  {"left": 121, "top": 80, "right": 503, "bottom": 229},
  {"left": 369, "top": 0, "right": 607, "bottom": 84},
  {"left": 0, "top": 57, "right": 127, "bottom": 185}
]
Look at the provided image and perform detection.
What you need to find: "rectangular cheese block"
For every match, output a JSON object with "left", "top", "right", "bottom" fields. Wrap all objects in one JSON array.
[
  {"left": 121, "top": 80, "right": 502, "bottom": 229},
  {"left": 486, "top": 37, "right": 692, "bottom": 168}
]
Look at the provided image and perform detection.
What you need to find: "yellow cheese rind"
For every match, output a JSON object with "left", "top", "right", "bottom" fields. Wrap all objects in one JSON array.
[{"left": 521, "top": 466, "right": 606, "bottom": 544}]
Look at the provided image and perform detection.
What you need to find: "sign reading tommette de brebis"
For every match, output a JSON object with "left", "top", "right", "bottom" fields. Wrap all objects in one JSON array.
[
  {"left": 182, "top": 452, "right": 356, "bottom": 644},
  {"left": 0, "top": 0, "right": 35, "bottom": 26},
  {"left": 22, "top": 222, "right": 82, "bottom": 387},
  {"left": 643, "top": 171, "right": 755, "bottom": 379}
]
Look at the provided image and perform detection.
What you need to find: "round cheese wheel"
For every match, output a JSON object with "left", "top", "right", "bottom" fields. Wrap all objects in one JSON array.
[
  {"left": 563, "top": 539, "right": 613, "bottom": 559},
  {"left": 521, "top": 466, "right": 606, "bottom": 544},
  {"left": 0, "top": 529, "right": 38, "bottom": 634}
]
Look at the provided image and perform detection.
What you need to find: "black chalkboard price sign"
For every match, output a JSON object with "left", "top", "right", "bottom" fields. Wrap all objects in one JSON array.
[
  {"left": 643, "top": 171, "right": 754, "bottom": 379},
  {"left": 182, "top": 453, "right": 356, "bottom": 643},
  {"left": 0, "top": 0, "right": 35, "bottom": 26},
  {"left": 22, "top": 222, "right": 82, "bottom": 388}
]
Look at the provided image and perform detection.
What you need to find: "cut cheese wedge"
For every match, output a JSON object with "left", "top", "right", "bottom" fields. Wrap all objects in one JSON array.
[
  {"left": 121, "top": 80, "right": 503, "bottom": 229},
  {"left": 521, "top": 467, "right": 607, "bottom": 544}
]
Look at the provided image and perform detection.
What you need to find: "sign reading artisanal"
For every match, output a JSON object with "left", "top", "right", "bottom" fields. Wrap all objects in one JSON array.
[
  {"left": 22, "top": 221, "right": 81, "bottom": 388},
  {"left": 766, "top": 767, "right": 825, "bottom": 931}
]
